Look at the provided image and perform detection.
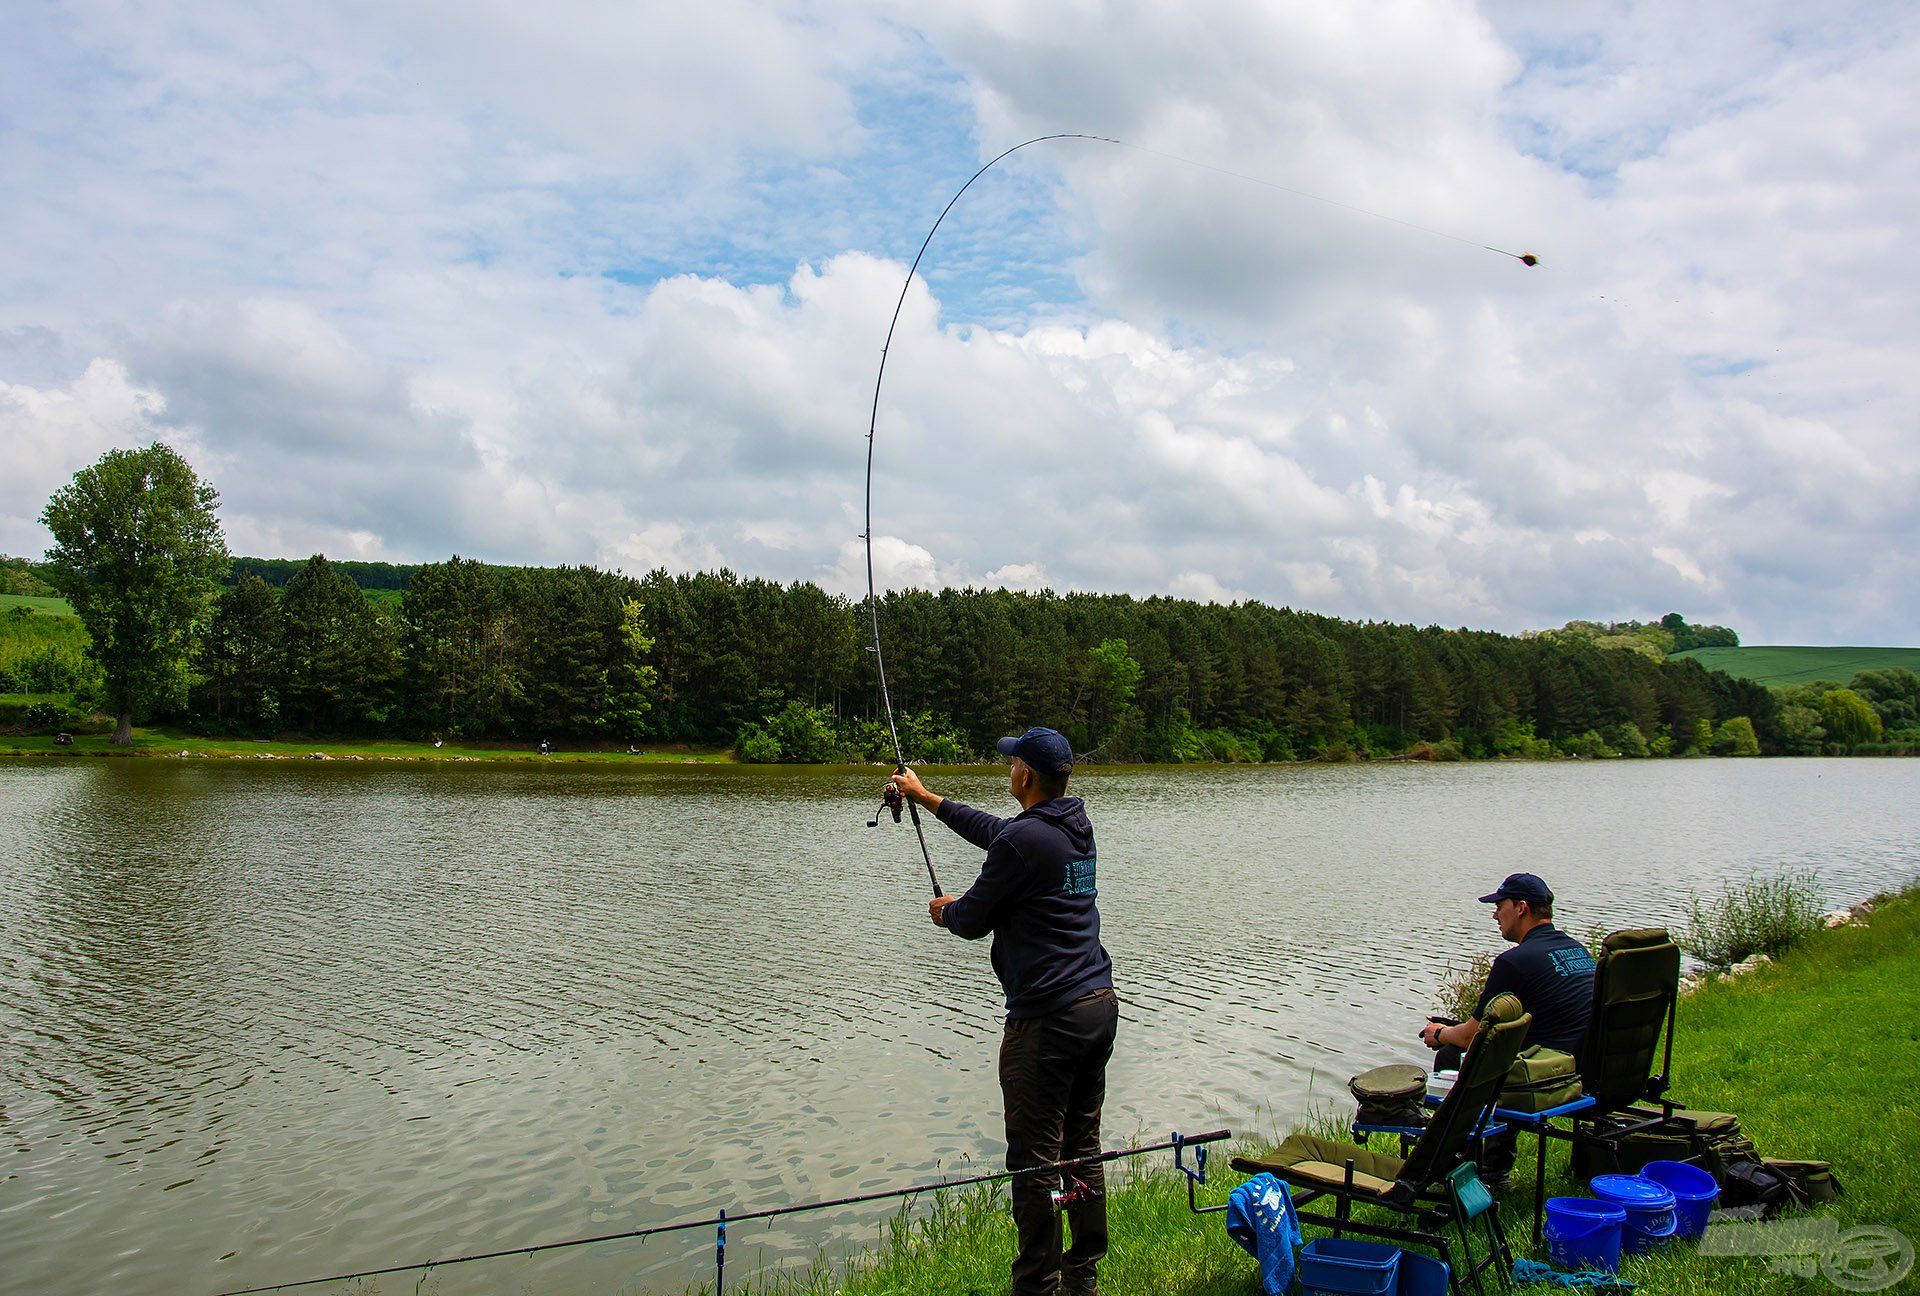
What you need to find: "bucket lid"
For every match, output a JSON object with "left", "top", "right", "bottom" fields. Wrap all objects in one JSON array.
[
  {"left": 1545, "top": 1196, "right": 1627, "bottom": 1222},
  {"left": 1590, "top": 1174, "right": 1677, "bottom": 1209}
]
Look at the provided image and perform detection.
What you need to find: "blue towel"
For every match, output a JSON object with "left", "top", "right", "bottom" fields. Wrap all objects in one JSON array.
[{"left": 1226, "top": 1173, "right": 1303, "bottom": 1295}]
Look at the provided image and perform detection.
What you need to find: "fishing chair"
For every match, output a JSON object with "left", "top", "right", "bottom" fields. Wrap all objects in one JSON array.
[
  {"left": 1232, "top": 992, "right": 1531, "bottom": 1296},
  {"left": 1568, "top": 928, "right": 1701, "bottom": 1177}
]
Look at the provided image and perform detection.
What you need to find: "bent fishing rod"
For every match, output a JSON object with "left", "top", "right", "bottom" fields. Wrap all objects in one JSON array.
[
  {"left": 214, "top": 1128, "right": 1231, "bottom": 1295},
  {"left": 860, "top": 134, "right": 1538, "bottom": 893},
  {"left": 863, "top": 134, "right": 1117, "bottom": 898}
]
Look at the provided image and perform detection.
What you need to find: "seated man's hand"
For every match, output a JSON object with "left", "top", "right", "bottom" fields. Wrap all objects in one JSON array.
[
  {"left": 1420, "top": 1021, "right": 1446, "bottom": 1049},
  {"left": 929, "top": 894, "right": 957, "bottom": 926}
]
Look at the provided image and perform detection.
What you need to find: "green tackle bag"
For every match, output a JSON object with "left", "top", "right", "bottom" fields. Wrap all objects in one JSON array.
[
  {"left": 1688, "top": 1111, "right": 1762, "bottom": 1179},
  {"left": 1764, "top": 1158, "right": 1844, "bottom": 1207},
  {"left": 1498, "top": 1045, "right": 1583, "bottom": 1113},
  {"left": 1573, "top": 1108, "right": 1756, "bottom": 1180}
]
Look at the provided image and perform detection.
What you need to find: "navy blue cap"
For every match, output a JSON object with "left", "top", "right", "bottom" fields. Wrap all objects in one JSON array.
[
  {"left": 1479, "top": 873, "right": 1554, "bottom": 907},
  {"left": 995, "top": 726, "right": 1074, "bottom": 776}
]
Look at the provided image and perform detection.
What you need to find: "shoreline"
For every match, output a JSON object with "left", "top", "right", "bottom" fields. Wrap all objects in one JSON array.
[
  {"left": 3, "top": 729, "right": 1911, "bottom": 766},
  {"left": 743, "top": 887, "right": 1920, "bottom": 1295},
  {"left": 0, "top": 732, "right": 735, "bottom": 763}
]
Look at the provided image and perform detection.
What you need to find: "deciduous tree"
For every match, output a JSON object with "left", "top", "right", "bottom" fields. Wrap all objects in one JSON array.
[{"left": 41, "top": 444, "right": 228, "bottom": 743}]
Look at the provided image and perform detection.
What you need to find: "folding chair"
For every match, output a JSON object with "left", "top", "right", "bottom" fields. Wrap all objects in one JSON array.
[
  {"left": 1568, "top": 928, "right": 1698, "bottom": 1177},
  {"left": 1232, "top": 992, "right": 1530, "bottom": 1295}
]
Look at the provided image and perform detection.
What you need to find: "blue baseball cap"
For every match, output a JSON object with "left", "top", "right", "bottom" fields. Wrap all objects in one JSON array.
[
  {"left": 1479, "top": 873, "right": 1554, "bottom": 907},
  {"left": 995, "top": 726, "right": 1074, "bottom": 776}
]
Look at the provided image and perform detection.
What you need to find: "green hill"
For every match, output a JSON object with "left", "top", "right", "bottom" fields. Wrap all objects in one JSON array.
[
  {"left": 1674, "top": 644, "right": 1920, "bottom": 687},
  {"left": 0, "top": 594, "right": 75, "bottom": 617}
]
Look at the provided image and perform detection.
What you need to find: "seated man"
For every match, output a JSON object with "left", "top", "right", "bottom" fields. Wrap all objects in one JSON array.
[
  {"left": 1422, "top": 872, "right": 1596, "bottom": 1066},
  {"left": 1420, "top": 872, "right": 1596, "bottom": 1183}
]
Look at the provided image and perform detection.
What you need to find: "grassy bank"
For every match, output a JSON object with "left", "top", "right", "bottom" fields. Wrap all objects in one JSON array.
[
  {"left": 0, "top": 730, "right": 731, "bottom": 763},
  {"left": 714, "top": 888, "right": 1919, "bottom": 1295}
]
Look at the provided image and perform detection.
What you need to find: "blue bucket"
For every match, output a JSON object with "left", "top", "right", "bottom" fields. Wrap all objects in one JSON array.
[
  {"left": 1544, "top": 1196, "right": 1626, "bottom": 1273},
  {"left": 1396, "top": 1249, "right": 1450, "bottom": 1296},
  {"left": 1641, "top": 1160, "right": 1719, "bottom": 1241},
  {"left": 1299, "top": 1237, "right": 1401, "bottom": 1296},
  {"left": 1591, "top": 1174, "right": 1679, "bottom": 1253}
]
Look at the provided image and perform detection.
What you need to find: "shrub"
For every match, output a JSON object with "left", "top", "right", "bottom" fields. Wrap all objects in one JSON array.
[
  {"left": 1604, "top": 721, "right": 1649, "bottom": 757},
  {"left": 899, "top": 711, "right": 971, "bottom": 764},
  {"left": 1435, "top": 949, "right": 1495, "bottom": 1022},
  {"left": 1494, "top": 719, "right": 1553, "bottom": 759},
  {"left": 1680, "top": 870, "right": 1824, "bottom": 970},
  {"left": 1712, "top": 715, "right": 1760, "bottom": 756},
  {"left": 735, "top": 701, "right": 841, "bottom": 763},
  {"left": 735, "top": 726, "right": 783, "bottom": 763},
  {"left": 1562, "top": 729, "right": 1615, "bottom": 758}
]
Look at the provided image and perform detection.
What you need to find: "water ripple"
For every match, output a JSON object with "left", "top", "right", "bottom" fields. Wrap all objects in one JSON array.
[{"left": 1, "top": 757, "right": 1916, "bottom": 1293}]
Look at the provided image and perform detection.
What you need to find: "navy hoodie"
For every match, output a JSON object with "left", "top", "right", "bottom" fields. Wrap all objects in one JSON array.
[{"left": 935, "top": 795, "right": 1114, "bottom": 1018}]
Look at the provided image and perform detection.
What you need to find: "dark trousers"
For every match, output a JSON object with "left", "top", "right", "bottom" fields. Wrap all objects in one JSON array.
[{"left": 1000, "top": 987, "right": 1119, "bottom": 1296}]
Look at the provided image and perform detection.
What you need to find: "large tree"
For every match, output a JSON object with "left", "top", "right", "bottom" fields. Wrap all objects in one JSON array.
[{"left": 41, "top": 443, "right": 228, "bottom": 743}]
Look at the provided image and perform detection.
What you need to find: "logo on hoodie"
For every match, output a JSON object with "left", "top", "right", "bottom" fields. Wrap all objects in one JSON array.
[{"left": 1063, "top": 856, "right": 1097, "bottom": 898}]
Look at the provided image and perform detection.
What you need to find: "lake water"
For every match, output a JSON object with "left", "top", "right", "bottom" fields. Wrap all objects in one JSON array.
[{"left": 2, "top": 757, "right": 1916, "bottom": 1294}]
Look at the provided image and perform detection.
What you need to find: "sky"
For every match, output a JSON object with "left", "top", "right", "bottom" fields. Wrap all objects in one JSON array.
[{"left": 2, "top": 0, "right": 1916, "bottom": 644}]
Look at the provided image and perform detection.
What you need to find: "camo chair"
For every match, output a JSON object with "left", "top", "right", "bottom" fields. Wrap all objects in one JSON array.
[
  {"left": 1232, "top": 992, "right": 1530, "bottom": 1295},
  {"left": 1570, "top": 928, "right": 1699, "bottom": 1176}
]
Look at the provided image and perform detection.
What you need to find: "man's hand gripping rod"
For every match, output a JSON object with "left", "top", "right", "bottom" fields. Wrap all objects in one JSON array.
[{"left": 867, "top": 770, "right": 942, "bottom": 896}]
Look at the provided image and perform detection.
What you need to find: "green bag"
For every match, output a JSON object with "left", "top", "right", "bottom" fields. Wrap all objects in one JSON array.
[
  {"left": 1764, "top": 1158, "right": 1843, "bottom": 1206},
  {"left": 1499, "top": 1045, "right": 1583, "bottom": 1113},
  {"left": 1686, "top": 1111, "right": 1762, "bottom": 1178},
  {"left": 1350, "top": 1064, "right": 1428, "bottom": 1127},
  {"left": 1573, "top": 1108, "right": 1756, "bottom": 1180}
]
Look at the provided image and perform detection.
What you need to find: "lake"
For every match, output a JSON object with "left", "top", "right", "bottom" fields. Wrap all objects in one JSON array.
[{"left": 2, "top": 757, "right": 1916, "bottom": 1294}]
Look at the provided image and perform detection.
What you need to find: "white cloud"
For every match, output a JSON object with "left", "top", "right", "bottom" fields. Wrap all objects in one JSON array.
[
  {"left": 982, "top": 562, "right": 1049, "bottom": 591},
  {"left": 1168, "top": 571, "right": 1248, "bottom": 605},
  {"left": 0, "top": 360, "right": 179, "bottom": 555},
  {"left": 3, "top": 2, "right": 1917, "bottom": 643}
]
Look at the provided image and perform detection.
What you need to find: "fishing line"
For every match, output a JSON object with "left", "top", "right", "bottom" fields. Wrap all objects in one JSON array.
[
  {"left": 861, "top": 133, "right": 1537, "bottom": 890},
  {"left": 1104, "top": 139, "right": 1541, "bottom": 264}
]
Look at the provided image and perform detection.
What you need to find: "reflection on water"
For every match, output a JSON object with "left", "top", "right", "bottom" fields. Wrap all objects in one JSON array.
[{"left": 2, "top": 757, "right": 1916, "bottom": 1294}]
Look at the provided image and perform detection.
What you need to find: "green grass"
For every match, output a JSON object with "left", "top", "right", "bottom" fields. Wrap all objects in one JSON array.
[
  {"left": 1673, "top": 645, "right": 1920, "bottom": 688},
  {"left": 0, "top": 730, "right": 733, "bottom": 762},
  {"left": 0, "top": 592, "right": 76, "bottom": 616},
  {"left": 1, "top": 588, "right": 401, "bottom": 617},
  {"left": 0, "top": 596, "right": 96, "bottom": 695},
  {"left": 706, "top": 889, "right": 1920, "bottom": 1295}
]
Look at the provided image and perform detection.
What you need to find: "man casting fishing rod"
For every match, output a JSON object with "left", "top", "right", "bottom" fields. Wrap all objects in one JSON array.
[{"left": 889, "top": 727, "right": 1116, "bottom": 1296}]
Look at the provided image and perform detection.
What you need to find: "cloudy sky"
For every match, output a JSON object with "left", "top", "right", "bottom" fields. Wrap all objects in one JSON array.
[{"left": 3, "top": 1, "right": 1915, "bottom": 643}]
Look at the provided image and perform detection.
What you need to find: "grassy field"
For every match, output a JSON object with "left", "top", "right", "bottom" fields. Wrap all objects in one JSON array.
[
  {"left": 708, "top": 888, "right": 1920, "bottom": 1296},
  {"left": 1673, "top": 645, "right": 1920, "bottom": 687},
  {"left": 0, "top": 589, "right": 410, "bottom": 616},
  {"left": 0, "top": 592, "right": 75, "bottom": 616}
]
